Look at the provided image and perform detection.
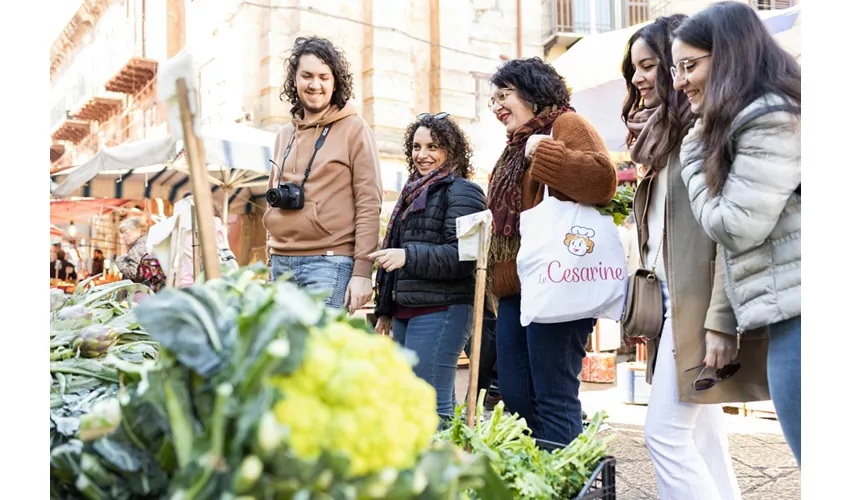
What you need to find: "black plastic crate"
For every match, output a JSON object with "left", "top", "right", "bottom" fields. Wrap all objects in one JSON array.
[
  {"left": 570, "top": 455, "right": 616, "bottom": 500},
  {"left": 437, "top": 415, "right": 616, "bottom": 499}
]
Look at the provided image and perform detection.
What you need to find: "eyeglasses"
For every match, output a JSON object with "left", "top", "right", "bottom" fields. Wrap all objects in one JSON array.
[
  {"left": 417, "top": 112, "right": 449, "bottom": 120},
  {"left": 670, "top": 54, "right": 711, "bottom": 81},
  {"left": 488, "top": 88, "right": 516, "bottom": 111},
  {"left": 685, "top": 361, "right": 741, "bottom": 391}
]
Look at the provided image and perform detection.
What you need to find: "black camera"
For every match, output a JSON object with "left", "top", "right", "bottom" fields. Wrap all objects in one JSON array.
[
  {"left": 267, "top": 122, "right": 333, "bottom": 211},
  {"left": 266, "top": 182, "right": 304, "bottom": 210}
]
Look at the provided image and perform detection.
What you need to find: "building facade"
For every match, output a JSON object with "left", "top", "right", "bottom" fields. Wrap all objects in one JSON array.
[{"left": 49, "top": 0, "right": 797, "bottom": 261}]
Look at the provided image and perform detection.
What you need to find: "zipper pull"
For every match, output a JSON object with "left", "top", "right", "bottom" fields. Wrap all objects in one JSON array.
[{"left": 736, "top": 327, "right": 743, "bottom": 351}]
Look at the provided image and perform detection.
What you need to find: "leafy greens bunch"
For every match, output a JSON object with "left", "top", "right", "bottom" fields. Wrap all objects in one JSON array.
[{"left": 435, "top": 390, "right": 614, "bottom": 500}]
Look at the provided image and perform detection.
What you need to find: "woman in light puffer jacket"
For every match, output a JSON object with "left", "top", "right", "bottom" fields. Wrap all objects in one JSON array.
[{"left": 671, "top": 1, "right": 801, "bottom": 467}]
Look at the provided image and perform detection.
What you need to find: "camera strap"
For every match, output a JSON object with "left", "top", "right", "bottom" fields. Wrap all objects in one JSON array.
[{"left": 271, "top": 122, "right": 334, "bottom": 189}]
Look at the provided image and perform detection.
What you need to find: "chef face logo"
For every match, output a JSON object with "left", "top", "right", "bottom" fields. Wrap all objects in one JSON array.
[{"left": 564, "top": 226, "right": 595, "bottom": 257}]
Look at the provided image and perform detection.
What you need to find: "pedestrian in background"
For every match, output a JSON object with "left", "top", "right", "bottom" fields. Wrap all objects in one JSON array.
[
  {"left": 618, "top": 214, "right": 640, "bottom": 276},
  {"left": 116, "top": 216, "right": 165, "bottom": 293}
]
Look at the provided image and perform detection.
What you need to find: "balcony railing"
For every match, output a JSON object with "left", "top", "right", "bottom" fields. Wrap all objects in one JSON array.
[
  {"left": 750, "top": 0, "right": 797, "bottom": 10},
  {"left": 51, "top": 77, "right": 162, "bottom": 172},
  {"left": 542, "top": 0, "right": 650, "bottom": 43}
]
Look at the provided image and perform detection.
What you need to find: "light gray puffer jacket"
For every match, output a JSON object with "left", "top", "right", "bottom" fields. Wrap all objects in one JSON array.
[{"left": 680, "top": 94, "right": 801, "bottom": 332}]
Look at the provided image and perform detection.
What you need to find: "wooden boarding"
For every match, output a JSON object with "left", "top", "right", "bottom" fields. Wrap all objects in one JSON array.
[{"left": 722, "top": 401, "right": 777, "bottom": 419}]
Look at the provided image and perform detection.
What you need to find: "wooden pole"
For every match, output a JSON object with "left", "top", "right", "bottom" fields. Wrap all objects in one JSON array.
[
  {"left": 466, "top": 223, "right": 490, "bottom": 429},
  {"left": 166, "top": 213, "right": 184, "bottom": 288},
  {"left": 191, "top": 205, "right": 201, "bottom": 280},
  {"left": 222, "top": 186, "right": 230, "bottom": 240},
  {"left": 176, "top": 78, "right": 221, "bottom": 280}
]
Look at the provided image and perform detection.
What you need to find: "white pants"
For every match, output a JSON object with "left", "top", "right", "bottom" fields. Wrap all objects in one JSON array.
[{"left": 645, "top": 318, "right": 742, "bottom": 500}]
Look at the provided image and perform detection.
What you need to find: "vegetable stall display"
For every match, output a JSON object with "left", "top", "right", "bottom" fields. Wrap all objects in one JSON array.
[
  {"left": 50, "top": 266, "right": 508, "bottom": 500},
  {"left": 51, "top": 280, "right": 159, "bottom": 452},
  {"left": 49, "top": 267, "right": 615, "bottom": 499}
]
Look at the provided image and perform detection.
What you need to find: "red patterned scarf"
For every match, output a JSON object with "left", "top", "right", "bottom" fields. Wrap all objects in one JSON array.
[
  {"left": 487, "top": 105, "right": 573, "bottom": 263},
  {"left": 382, "top": 164, "right": 455, "bottom": 249}
]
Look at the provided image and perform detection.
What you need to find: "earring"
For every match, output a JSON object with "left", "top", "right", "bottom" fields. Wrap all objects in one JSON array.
[{"left": 533, "top": 104, "right": 540, "bottom": 114}]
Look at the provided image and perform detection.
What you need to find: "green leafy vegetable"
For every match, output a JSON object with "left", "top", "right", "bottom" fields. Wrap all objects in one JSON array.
[{"left": 596, "top": 184, "right": 635, "bottom": 226}]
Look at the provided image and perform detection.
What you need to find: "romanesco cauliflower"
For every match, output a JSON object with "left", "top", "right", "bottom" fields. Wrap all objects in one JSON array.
[{"left": 272, "top": 321, "right": 439, "bottom": 477}]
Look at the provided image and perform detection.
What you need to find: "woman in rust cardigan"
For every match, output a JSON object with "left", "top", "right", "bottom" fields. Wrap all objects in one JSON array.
[{"left": 486, "top": 57, "right": 618, "bottom": 445}]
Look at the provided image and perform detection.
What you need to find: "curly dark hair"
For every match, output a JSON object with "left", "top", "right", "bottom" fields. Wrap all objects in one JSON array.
[
  {"left": 402, "top": 114, "right": 474, "bottom": 180},
  {"left": 280, "top": 36, "right": 355, "bottom": 116},
  {"left": 490, "top": 57, "right": 572, "bottom": 113}
]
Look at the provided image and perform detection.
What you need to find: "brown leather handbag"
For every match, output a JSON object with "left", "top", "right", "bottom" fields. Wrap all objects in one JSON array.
[{"left": 621, "top": 230, "right": 665, "bottom": 341}]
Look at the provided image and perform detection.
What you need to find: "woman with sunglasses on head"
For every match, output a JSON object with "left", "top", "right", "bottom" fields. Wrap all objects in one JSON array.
[
  {"left": 622, "top": 14, "right": 771, "bottom": 499},
  {"left": 370, "top": 112, "right": 486, "bottom": 415},
  {"left": 486, "top": 57, "right": 617, "bottom": 445},
  {"left": 672, "top": 1, "right": 801, "bottom": 467}
]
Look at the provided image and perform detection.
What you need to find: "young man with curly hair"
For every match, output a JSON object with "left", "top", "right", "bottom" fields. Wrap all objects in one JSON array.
[{"left": 264, "top": 36, "right": 383, "bottom": 314}]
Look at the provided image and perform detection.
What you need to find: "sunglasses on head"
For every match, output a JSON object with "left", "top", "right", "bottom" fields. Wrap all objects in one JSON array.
[
  {"left": 417, "top": 112, "right": 449, "bottom": 120},
  {"left": 685, "top": 362, "right": 741, "bottom": 391}
]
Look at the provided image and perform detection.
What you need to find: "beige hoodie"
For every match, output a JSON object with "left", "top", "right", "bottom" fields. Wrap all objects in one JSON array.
[{"left": 263, "top": 102, "right": 383, "bottom": 278}]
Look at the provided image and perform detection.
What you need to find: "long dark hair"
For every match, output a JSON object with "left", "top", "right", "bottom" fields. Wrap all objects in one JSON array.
[
  {"left": 673, "top": 1, "right": 801, "bottom": 195},
  {"left": 621, "top": 15, "right": 691, "bottom": 152},
  {"left": 281, "top": 36, "right": 355, "bottom": 117},
  {"left": 490, "top": 57, "right": 572, "bottom": 112},
  {"left": 403, "top": 114, "right": 474, "bottom": 179}
]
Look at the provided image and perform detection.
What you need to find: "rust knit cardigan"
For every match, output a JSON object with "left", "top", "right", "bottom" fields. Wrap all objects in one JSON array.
[{"left": 491, "top": 112, "right": 618, "bottom": 298}]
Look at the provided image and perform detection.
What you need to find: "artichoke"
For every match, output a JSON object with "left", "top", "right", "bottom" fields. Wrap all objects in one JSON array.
[
  {"left": 50, "top": 289, "right": 68, "bottom": 312},
  {"left": 71, "top": 325, "right": 119, "bottom": 358},
  {"left": 56, "top": 304, "right": 93, "bottom": 321}
]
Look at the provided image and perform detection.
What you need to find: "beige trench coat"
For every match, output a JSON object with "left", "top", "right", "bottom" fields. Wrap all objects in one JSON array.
[{"left": 633, "top": 145, "right": 771, "bottom": 405}]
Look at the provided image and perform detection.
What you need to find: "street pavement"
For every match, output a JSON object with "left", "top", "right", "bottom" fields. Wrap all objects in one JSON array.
[{"left": 454, "top": 366, "right": 800, "bottom": 499}]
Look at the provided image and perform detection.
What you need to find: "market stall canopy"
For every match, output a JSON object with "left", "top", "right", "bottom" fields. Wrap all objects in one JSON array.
[
  {"left": 50, "top": 198, "right": 138, "bottom": 226},
  {"left": 552, "top": 5, "right": 802, "bottom": 153},
  {"left": 50, "top": 123, "right": 278, "bottom": 214},
  {"left": 51, "top": 136, "right": 178, "bottom": 198}
]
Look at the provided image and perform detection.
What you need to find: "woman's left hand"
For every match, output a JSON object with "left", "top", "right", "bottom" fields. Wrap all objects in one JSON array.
[
  {"left": 704, "top": 330, "right": 738, "bottom": 369},
  {"left": 367, "top": 248, "right": 406, "bottom": 272}
]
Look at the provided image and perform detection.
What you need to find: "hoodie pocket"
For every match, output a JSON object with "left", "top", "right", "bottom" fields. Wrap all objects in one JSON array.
[
  {"left": 309, "top": 201, "right": 333, "bottom": 238},
  {"left": 264, "top": 201, "right": 332, "bottom": 246}
]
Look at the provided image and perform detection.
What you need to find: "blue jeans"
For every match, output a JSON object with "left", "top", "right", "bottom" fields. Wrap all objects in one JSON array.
[
  {"left": 392, "top": 304, "right": 473, "bottom": 415},
  {"left": 496, "top": 295, "right": 593, "bottom": 445},
  {"left": 270, "top": 255, "right": 353, "bottom": 310},
  {"left": 768, "top": 316, "right": 801, "bottom": 467}
]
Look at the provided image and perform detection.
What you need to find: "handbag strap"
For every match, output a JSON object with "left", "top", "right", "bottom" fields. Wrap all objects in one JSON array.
[{"left": 648, "top": 226, "right": 665, "bottom": 276}]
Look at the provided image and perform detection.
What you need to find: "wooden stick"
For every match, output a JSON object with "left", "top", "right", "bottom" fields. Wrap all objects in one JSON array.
[
  {"left": 466, "top": 223, "right": 490, "bottom": 429},
  {"left": 176, "top": 78, "right": 221, "bottom": 280}
]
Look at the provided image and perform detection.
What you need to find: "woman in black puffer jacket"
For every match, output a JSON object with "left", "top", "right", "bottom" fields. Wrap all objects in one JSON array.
[{"left": 369, "top": 112, "right": 486, "bottom": 414}]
